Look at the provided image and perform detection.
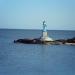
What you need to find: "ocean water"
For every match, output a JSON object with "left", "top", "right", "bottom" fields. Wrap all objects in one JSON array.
[{"left": 0, "top": 29, "right": 75, "bottom": 75}]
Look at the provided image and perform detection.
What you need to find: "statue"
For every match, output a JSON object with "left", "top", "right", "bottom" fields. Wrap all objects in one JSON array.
[{"left": 43, "top": 21, "right": 47, "bottom": 32}]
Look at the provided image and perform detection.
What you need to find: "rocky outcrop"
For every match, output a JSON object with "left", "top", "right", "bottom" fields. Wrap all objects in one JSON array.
[
  {"left": 55, "top": 37, "right": 75, "bottom": 45},
  {"left": 14, "top": 37, "right": 75, "bottom": 45},
  {"left": 66, "top": 37, "right": 75, "bottom": 43},
  {"left": 14, "top": 21, "right": 75, "bottom": 45},
  {"left": 14, "top": 38, "right": 41, "bottom": 44}
]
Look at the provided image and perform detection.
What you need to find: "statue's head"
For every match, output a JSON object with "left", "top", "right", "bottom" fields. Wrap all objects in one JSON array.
[{"left": 43, "top": 21, "right": 45, "bottom": 25}]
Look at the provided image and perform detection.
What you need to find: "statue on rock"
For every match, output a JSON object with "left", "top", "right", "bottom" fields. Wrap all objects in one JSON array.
[{"left": 40, "top": 21, "right": 53, "bottom": 42}]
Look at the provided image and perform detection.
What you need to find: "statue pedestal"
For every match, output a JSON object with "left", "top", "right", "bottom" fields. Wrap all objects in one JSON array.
[{"left": 40, "top": 31, "right": 53, "bottom": 42}]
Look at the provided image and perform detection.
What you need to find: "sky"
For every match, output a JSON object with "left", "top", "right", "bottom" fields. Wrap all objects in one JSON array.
[{"left": 0, "top": 0, "right": 75, "bottom": 30}]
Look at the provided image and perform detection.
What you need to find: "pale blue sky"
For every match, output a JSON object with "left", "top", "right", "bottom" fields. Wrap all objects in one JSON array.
[{"left": 0, "top": 0, "right": 75, "bottom": 30}]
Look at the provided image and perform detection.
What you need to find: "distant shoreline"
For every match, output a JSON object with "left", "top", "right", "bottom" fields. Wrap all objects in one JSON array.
[{"left": 0, "top": 28, "right": 75, "bottom": 31}]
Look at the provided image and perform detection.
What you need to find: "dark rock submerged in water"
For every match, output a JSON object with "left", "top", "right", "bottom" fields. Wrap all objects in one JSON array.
[
  {"left": 14, "top": 38, "right": 54, "bottom": 44},
  {"left": 66, "top": 37, "right": 75, "bottom": 43},
  {"left": 14, "top": 37, "right": 75, "bottom": 45},
  {"left": 55, "top": 37, "right": 75, "bottom": 45},
  {"left": 14, "top": 38, "right": 41, "bottom": 44}
]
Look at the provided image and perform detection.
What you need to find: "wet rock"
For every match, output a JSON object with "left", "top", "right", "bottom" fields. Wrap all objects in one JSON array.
[
  {"left": 14, "top": 37, "right": 75, "bottom": 45},
  {"left": 66, "top": 37, "right": 75, "bottom": 43}
]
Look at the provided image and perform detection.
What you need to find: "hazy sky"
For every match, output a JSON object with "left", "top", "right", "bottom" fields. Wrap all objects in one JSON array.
[{"left": 0, "top": 0, "right": 75, "bottom": 30}]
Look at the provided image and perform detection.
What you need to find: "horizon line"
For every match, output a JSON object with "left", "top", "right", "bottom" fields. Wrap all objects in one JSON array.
[{"left": 0, "top": 28, "right": 75, "bottom": 31}]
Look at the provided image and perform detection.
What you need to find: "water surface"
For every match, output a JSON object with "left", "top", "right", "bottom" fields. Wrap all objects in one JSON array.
[{"left": 0, "top": 29, "right": 75, "bottom": 75}]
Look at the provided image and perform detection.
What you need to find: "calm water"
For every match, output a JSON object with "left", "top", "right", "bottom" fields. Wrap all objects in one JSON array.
[{"left": 0, "top": 29, "right": 75, "bottom": 75}]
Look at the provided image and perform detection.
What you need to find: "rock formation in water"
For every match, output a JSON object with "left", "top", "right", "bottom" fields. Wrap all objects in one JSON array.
[
  {"left": 14, "top": 21, "right": 75, "bottom": 45},
  {"left": 14, "top": 37, "right": 75, "bottom": 45}
]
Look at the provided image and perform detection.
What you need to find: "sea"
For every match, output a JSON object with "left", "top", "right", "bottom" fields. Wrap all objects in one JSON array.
[{"left": 0, "top": 29, "right": 75, "bottom": 75}]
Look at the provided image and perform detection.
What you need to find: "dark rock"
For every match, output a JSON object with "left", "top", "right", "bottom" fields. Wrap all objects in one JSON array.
[
  {"left": 66, "top": 37, "right": 75, "bottom": 43},
  {"left": 14, "top": 37, "right": 75, "bottom": 45},
  {"left": 14, "top": 38, "right": 42, "bottom": 44}
]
